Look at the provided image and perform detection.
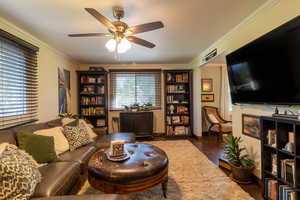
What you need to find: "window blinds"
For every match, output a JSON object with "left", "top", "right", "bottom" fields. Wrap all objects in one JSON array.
[
  {"left": 0, "top": 30, "right": 39, "bottom": 129},
  {"left": 110, "top": 71, "right": 161, "bottom": 110}
]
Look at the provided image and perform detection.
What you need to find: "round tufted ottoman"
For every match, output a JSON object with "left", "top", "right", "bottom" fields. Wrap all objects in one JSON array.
[{"left": 88, "top": 143, "right": 169, "bottom": 197}]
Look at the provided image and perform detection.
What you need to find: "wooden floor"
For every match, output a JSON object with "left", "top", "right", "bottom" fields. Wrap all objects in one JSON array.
[{"left": 189, "top": 135, "right": 263, "bottom": 200}]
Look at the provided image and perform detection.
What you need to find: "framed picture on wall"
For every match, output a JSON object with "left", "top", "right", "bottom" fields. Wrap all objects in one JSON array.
[
  {"left": 242, "top": 114, "right": 261, "bottom": 139},
  {"left": 201, "top": 94, "right": 214, "bottom": 102},
  {"left": 201, "top": 79, "right": 213, "bottom": 92}
]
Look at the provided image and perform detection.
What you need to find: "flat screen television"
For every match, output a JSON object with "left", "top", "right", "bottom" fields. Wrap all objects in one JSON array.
[{"left": 226, "top": 16, "right": 300, "bottom": 105}]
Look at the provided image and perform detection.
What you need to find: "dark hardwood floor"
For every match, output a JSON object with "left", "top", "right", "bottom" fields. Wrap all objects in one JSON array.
[{"left": 189, "top": 135, "right": 263, "bottom": 200}]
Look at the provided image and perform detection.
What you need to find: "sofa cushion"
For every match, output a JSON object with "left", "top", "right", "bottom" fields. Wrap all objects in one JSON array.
[
  {"left": 63, "top": 121, "right": 92, "bottom": 151},
  {"left": 47, "top": 119, "right": 62, "bottom": 128},
  {"left": 34, "top": 127, "right": 70, "bottom": 155},
  {"left": 13, "top": 122, "right": 49, "bottom": 134},
  {"left": 62, "top": 118, "right": 98, "bottom": 139},
  {"left": 34, "top": 162, "right": 81, "bottom": 197},
  {"left": 16, "top": 132, "right": 59, "bottom": 163},
  {"left": 0, "top": 129, "right": 16, "bottom": 145},
  {"left": 59, "top": 144, "right": 96, "bottom": 170},
  {"left": 0, "top": 143, "right": 42, "bottom": 200}
]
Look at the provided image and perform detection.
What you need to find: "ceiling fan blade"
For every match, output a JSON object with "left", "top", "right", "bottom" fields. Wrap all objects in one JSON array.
[
  {"left": 68, "top": 33, "right": 112, "bottom": 37},
  {"left": 85, "top": 8, "right": 116, "bottom": 32},
  {"left": 127, "top": 36, "right": 155, "bottom": 48},
  {"left": 126, "top": 21, "right": 164, "bottom": 34}
]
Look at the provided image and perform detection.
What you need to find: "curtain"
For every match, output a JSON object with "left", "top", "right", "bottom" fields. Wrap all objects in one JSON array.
[{"left": 220, "top": 65, "right": 232, "bottom": 121}]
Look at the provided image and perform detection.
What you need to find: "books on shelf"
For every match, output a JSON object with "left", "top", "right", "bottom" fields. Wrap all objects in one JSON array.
[
  {"left": 96, "top": 119, "right": 106, "bottom": 127},
  {"left": 166, "top": 85, "right": 187, "bottom": 93},
  {"left": 267, "top": 129, "right": 277, "bottom": 147},
  {"left": 167, "top": 126, "right": 190, "bottom": 136},
  {"left": 279, "top": 185, "right": 297, "bottom": 200},
  {"left": 81, "top": 75, "right": 105, "bottom": 84},
  {"left": 81, "top": 107, "right": 105, "bottom": 116},
  {"left": 166, "top": 95, "right": 189, "bottom": 104},
  {"left": 167, "top": 116, "right": 189, "bottom": 125},
  {"left": 271, "top": 153, "right": 277, "bottom": 176},
  {"left": 166, "top": 73, "right": 189, "bottom": 83},
  {"left": 81, "top": 96, "right": 104, "bottom": 105},
  {"left": 167, "top": 105, "right": 189, "bottom": 114},
  {"left": 81, "top": 85, "right": 105, "bottom": 95},
  {"left": 280, "top": 159, "right": 295, "bottom": 186},
  {"left": 265, "top": 179, "right": 278, "bottom": 200}
]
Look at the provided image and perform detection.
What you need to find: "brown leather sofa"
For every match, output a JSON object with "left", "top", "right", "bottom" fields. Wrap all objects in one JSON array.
[{"left": 0, "top": 118, "right": 136, "bottom": 200}]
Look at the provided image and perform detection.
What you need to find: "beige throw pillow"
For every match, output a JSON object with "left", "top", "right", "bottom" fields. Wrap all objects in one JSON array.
[
  {"left": 62, "top": 118, "right": 98, "bottom": 139},
  {"left": 34, "top": 127, "right": 69, "bottom": 155}
]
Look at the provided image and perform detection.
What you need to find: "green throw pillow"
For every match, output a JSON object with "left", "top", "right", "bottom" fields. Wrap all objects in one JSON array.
[{"left": 16, "top": 132, "right": 59, "bottom": 163}]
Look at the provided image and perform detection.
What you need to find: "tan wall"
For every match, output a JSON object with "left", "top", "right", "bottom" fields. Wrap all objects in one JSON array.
[
  {"left": 191, "top": 0, "right": 300, "bottom": 178},
  {"left": 0, "top": 16, "right": 79, "bottom": 122},
  {"left": 200, "top": 65, "right": 222, "bottom": 132},
  {"left": 200, "top": 65, "right": 222, "bottom": 108},
  {"left": 79, "top": 64, "right": 191, "bottom": 134}
]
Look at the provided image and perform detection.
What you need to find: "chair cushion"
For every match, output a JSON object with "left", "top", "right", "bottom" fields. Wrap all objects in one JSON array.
[
  {"left": 59, "top": 144, "right": 96, "bottom": 167},
  {"left": 0, "top": 143, "right": 42, "bottom": 200},
  {"left": 34, "top": 127, "right": 70, "bottom": 155},
  {"left": 211, "top": 122, "right": 232, "bottom": 132},
  {"left": 208, "top": 113, "right": 219, "bottom": 123},
  {"left": 34, "top": 162, "right": 81, "bottom": 197}
]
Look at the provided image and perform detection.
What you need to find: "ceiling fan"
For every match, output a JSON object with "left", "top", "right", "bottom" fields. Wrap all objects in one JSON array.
[{"left": 68, "top": 7, "right": 164, "bottom": 54}]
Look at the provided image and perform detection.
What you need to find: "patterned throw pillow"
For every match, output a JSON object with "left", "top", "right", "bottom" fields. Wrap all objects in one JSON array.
[
  {"left": 63, "top": 120, "right": 92, "bottom": 151},
  {"left": 0, "top": 143, "right": 42, "bottom": 200}
]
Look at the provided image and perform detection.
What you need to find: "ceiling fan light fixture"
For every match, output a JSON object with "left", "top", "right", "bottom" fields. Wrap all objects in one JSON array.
[
  {"left": 105, "top": 38, "right": 131, "bottom": 53},
  {"left": 118, "top": 38, "right": 131, "bottom": 53},
  {"left": 105, "top": 39, "right": 117, "bottom": 52}
]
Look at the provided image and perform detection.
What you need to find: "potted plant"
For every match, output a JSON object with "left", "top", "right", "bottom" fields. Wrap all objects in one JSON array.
[{"left": 224, "top": 135, "right": 255, "bottom": 184}]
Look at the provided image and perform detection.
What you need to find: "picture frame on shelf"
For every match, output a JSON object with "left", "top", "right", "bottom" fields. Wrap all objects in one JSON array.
[
  {"left": 201, "top": 79, "right": 213, "bottom": 92},
  {"left": 242, "top": 114, "right": 261, "bottom": 139},
  {"left": 201, "top": 94, "right": 214, "bottom": 102}
]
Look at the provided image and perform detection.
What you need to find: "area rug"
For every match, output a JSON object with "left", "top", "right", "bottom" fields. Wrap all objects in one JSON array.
[{"left": 78, "top": 140, "right": 254, "bottom": 200}]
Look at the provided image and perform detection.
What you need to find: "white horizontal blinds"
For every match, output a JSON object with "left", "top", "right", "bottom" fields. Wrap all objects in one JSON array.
[
  {"left": 0, "top": 33, "right": 38, "bottom": 129},
  {"left": 110, "top": 71, "right": 161, "bottom": 110}
]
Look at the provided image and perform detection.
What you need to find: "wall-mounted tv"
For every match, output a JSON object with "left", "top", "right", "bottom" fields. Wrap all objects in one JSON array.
[{"left": 226, "top": 16, "right": 300, "bottom": 105}]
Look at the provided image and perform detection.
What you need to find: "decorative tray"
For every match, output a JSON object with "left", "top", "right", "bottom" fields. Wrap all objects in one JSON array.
[{"left": 105, "top": 149, "right": 130, "bottom": 162}]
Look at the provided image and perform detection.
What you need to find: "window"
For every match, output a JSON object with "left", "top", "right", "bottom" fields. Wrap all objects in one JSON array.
[
  {"left": 0, "top": 30, "right": 39, "bottom": 129},
  {"left": 110, "top": 71, "right": 161, "bottom": 110}
]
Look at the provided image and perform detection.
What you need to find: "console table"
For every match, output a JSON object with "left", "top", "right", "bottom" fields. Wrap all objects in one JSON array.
[{"left": 120, "top": 112, "right": 153, "bottom": 138}]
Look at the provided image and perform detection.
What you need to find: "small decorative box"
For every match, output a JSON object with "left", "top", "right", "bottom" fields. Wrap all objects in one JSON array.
[{"left": 110, "top": 140, "right": 125, "bottom": 157}]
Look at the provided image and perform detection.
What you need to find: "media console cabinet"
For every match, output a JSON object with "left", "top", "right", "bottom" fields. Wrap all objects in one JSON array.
[{"left": 120, "top": 111, "right": 153, "bottom": 138}]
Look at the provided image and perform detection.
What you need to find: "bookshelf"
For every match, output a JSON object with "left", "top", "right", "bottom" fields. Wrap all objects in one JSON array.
[
  {"left": 164, "top": 70, "right": 193, "bottom": 138},
  {"left": 77, "top": 71, "right": 108, "bottom": 129},
  {"left": 261, "top": 116, "right": 299, "bottom": 200}
]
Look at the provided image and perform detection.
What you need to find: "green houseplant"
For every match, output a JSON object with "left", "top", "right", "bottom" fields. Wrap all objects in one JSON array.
[{"left": 224, "top": 135, "right": 255, "bottom": 184}]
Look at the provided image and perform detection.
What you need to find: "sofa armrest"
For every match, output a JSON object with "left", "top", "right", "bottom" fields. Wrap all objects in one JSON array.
[{"left": 32, "top": 194, "right": 119, "bottom": 200}]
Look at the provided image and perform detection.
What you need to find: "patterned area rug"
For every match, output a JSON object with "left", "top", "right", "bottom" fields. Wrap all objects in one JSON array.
[{"left": 78, "top": 140, "right": 254, "bottom": 200}]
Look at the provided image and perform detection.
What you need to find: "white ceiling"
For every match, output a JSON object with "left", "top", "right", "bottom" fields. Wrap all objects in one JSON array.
[{"left": 0, "top": 0, "right": 267, "bottom": 64}]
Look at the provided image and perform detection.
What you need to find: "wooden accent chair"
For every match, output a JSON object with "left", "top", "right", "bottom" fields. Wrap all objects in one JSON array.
[{"left": 202, "top": 106, "right": 232, "bottom": 141}]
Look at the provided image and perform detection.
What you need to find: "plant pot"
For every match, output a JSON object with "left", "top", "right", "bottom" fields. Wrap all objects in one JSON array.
[{"left": 230, "top": 163, "right": 254, "bottom": 184}]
